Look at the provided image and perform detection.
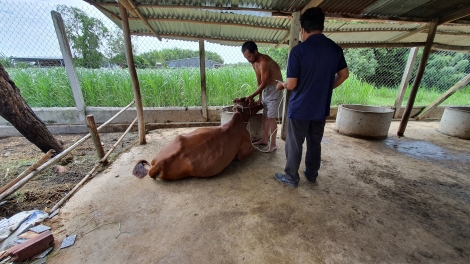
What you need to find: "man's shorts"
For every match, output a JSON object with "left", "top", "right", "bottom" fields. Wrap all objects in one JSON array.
[{"left": 262, "top": 84, "right": 283, "bottom": 119}]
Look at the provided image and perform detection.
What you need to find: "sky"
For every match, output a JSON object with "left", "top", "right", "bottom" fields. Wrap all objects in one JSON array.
[{"left": 0, "top": 0, "right": 247, "bottom": 64}]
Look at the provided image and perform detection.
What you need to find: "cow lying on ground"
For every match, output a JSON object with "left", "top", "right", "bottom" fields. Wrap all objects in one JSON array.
[{"left": 132, "top": 98, "right": 263, "bottom": 180}]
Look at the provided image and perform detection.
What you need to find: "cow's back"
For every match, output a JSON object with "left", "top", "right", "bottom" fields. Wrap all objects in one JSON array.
[{"left": 153, "top": 120, "right": 247, "bottom": 180}]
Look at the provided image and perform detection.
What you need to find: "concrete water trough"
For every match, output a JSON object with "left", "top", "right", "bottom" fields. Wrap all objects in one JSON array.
[
  {"left": 334, "top": 104, "right": 394, "bottom": 140},
  {"left": 438, "top": 107, "right": 470, "bottom": 140},
  {"left": 220, "top": 106, "right": 263, "bottom": 141}
]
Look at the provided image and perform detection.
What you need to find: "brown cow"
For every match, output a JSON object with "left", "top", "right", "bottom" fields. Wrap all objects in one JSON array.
[{"left": 132, "top": 99, "right": 263, "bottom": 180}]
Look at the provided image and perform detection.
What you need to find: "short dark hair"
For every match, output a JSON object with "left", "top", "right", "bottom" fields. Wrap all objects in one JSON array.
[
  {"left": 241, "top": 41, "right": 257, "bottom": 53},
  {"left": 300, "top": 7, "right": 325, "bottom": 33}
]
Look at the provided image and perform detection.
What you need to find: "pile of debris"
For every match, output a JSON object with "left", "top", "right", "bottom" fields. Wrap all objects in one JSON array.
[{"left": 0, "top": 210, "right": 75, "bottom": 263}]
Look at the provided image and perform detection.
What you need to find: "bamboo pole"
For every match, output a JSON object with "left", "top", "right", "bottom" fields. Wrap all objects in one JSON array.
[
  {"left": 50, "top": 117, "right": 138, "bottom": 213},
  {"left": 0, "top": 100, "right": 135, "bottom": 201},
  {"left": 0, "top": 150, "right": 55, "bottom": 195}
]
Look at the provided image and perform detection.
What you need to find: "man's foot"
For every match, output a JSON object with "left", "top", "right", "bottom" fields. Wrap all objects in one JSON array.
[
  {"left": 303, "top": 169, "right": 318, "bottom": 183},
  {"left": 274, "top": 173, "right": 298, "bottom": 188},
  {"left": 252, "top": 139, "right": 268, "bottom": 145},
  {"left": 264, "top": 146, "right": 277, "bottom": 153}
]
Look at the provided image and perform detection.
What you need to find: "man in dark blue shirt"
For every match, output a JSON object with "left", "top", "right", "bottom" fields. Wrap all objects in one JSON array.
[{"left": 275, "top": 7, "right": 349, "bottom": 188}]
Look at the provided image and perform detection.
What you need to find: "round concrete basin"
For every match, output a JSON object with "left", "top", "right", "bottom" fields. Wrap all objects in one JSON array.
[
  {"left": 438, "top": 107, "right": 470, "bottom": 140},
  {"left": 220, "top": 106, "right": 263, "bottom": 141},
  {"left": 334, "top": 104, "right": 394, "bottom": 140}
]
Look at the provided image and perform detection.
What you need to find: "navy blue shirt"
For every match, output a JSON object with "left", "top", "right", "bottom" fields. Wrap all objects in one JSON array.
[{"left": 286, "top": 34, "right": 347, "bottom": 121}]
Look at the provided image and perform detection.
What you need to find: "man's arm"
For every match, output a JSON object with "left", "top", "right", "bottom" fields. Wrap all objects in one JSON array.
[
  {"left": 333, "top": 67, "right": 349, "bottom": 89},
  {"left": 276, "top": 78, "right": 297, "bottom": 91}
]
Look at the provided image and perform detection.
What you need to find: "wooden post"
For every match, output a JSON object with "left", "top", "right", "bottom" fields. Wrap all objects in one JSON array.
[
  {"left": 51, "top": 11, "right": 86, "bottom": 124},
  {"left": 119, "top": 2, "right": 146, "bottom": 144},
  {"left": 86, "top": 115, "right": 107, "bottom": 164},
  {"left": 199, "top": 39, "right": 208, "bottom": 121},
  {"left": 281, "top": 11, "right": 301, "bottom": 141},
  {"left": 397, "top": 20, "right": 438, "bottom": 137},
  {"left": 416, "top": 72, "right": 470, "bottom": 120},
  {"left": 394, "top": 47, "right": 419, "bottom": 118}
]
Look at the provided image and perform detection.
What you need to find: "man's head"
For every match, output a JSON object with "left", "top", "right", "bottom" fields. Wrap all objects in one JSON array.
[
  {"left": 300, "top": 7, "right": 325, "bottom": 40},
  {"left": 241, "top": 41, "right": 258, "bottom": 64}
]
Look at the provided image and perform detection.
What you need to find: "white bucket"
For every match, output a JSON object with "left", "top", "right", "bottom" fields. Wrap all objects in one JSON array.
[
  {"left": 334, "top": 104, "right": 394, "bottom": 140},
  {"left": 438, "top": 107, "right": 470, "bottom": 140},
  {"left": 220, "top": 106, "right": 263, "bottom": 141}
]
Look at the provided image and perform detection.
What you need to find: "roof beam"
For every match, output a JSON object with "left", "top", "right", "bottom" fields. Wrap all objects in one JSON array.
[
  {"left": 301, "top": 0, "right": 324, "bottom": 14},
  {"left": 338, "top": 42, "right": 470, "bottom": 52},
  {"left": 100, "top": 2, "right": 287, "bottom": 14},
  {"left": 118, "top": 0, "right": 162, "bottom": 41},
  {"left": 83, "top": 0, "right": 121, "bottom": 21},
  {"left": 275, "top": 30, "right": 290, "bottom": 48},
  {"left": 131, "top": 17, "right": 288, "bottom": 31},
  {"left": 438, "top": 6, "right": 470, "bottom": 24},
  {"left": 133, "top": 33, "right": 281, "bottom": 46},
  {"left": 324, "top": 13, "right": 428, "bottom": 23},
  {"left": 387, "top": 24, "right": 428, "bottom": 42}
]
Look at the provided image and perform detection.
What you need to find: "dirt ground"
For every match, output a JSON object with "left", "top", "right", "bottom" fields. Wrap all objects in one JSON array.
[
  {"left": 0, "top": 132, "right": 139, "bottom": 217},
  {"left": 1, "top": 121, "right": 470, "bottom": 263}
]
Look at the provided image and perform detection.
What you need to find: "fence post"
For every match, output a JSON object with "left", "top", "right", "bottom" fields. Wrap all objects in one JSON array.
[
  {"left": 86, "top": 115, "right": 107, "bottom": 164},
  {"left": 51, "top": 11, "right": 86, "bottom": 124},
  {"left": 199, "top": 39, "right": 208, "bottom": 121},
  {"left": 281, "top": 11, "right": 301, "bottom": 141},
  {"left": 394, "top": 47, "right": 419, "bottom": 118}
]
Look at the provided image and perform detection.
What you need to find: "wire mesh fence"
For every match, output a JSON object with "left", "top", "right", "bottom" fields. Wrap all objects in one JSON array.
[{"left": 1, "top": 1, "right": 469, "bottom": 108}]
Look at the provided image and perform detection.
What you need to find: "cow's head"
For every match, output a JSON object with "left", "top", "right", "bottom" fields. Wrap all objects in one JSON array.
[{"left": 232, "top": 97, "right": 263, "bottom": 122}]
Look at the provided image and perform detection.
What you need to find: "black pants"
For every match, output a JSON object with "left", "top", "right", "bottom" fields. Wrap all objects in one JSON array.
[{"left": 284, "top": 118, "right": 326, "bottom": 183}]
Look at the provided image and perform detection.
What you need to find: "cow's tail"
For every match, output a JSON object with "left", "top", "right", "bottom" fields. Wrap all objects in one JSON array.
[{"left": 133, "top": 159, "right": 150, "bottom": 179}]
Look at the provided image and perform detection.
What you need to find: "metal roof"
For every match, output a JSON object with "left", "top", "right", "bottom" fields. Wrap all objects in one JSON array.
[{"left": 84, "top": 0, "right": 470, "bottom": 51}]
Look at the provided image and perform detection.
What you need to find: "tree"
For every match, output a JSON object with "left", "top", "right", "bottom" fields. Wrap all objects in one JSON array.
[
  {"left": 56, "top": 5, "right": 108, "bottom": 68},
  {"left": 0, "top": 63, "right": 64, "bottom": 154},
  {"left": 366, "top": 48, "right": 408, "bottom": 88},
  {"left": 344, "top": 48, "right": 377, "bottom": 80},
  {"left": 421, "top": 52, "right": 470, "bottom": 91},
  {"left": 259, "top": 47, "right": 289, "bottom": 68},
  {"left": 140, "top": 48, "right": 224, "bottom": 67}
]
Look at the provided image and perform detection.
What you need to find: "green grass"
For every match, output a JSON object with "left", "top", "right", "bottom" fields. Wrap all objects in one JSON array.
[{"left": 6, "top": 67, "right": 470, "bottom": 107}]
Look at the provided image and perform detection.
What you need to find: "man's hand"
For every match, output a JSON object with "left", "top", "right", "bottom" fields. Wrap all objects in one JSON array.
[
  {"left": 246, "top": 96, "right": 255, "bottom": 106},
  {"left": 276, "top": 82, "right": 285, "bottom": 90}
]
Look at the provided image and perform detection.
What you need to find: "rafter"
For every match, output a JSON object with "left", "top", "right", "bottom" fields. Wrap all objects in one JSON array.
[
  {"left": 301, "top": 0, "right": 324, "bottom": 14},
  {"left": 118, "top": 0, "right": 162, "bottom": 41},
  {"left": 128, "top": 17, "right": 288, "bottom": 31}
]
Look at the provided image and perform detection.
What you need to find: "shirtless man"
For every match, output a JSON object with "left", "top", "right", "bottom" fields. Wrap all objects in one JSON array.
[{"left": 241, "top": 41, "right": 283, "bottom": 152}]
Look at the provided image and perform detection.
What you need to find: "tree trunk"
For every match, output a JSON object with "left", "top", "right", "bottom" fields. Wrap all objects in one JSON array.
[{"left": 0, "top": 63, "right": 64, "bottom": 154}]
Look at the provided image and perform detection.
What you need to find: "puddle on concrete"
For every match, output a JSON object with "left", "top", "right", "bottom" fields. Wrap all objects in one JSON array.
[{"left": 384, "top": 139, "right": 470, "bottom": 163}]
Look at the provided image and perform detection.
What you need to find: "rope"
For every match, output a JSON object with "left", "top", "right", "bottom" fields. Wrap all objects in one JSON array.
[{"left": 249, "top": 94, "right": 284, "bottom": 153}]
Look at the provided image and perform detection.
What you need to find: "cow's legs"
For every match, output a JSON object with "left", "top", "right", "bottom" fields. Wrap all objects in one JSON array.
[{"left": 236, "top": 131, "right": 254, "bottom": 160}]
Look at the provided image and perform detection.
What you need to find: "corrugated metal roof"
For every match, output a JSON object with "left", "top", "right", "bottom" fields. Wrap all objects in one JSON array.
[{"left": 85, "top": 0, "right": 470, "bottom": 51}]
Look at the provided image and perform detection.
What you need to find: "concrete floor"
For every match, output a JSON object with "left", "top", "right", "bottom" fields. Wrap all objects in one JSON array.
[{"left": 46, "top": 121, "right": 470, "bottom": 263}]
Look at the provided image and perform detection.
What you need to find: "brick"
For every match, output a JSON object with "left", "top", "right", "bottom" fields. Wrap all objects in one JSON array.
[{"left": 6, "top": 230, "right": 54, "bottom": 262}]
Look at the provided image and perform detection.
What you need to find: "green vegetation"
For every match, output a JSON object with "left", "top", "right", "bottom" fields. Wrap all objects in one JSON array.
[{"left": 7, "top": 67, "right": 469, "bottom": 108}]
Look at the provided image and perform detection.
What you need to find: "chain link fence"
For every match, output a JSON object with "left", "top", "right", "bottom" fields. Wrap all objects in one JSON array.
[{"left": 1, "top": 1, "right": 469, "bottom": 108}]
